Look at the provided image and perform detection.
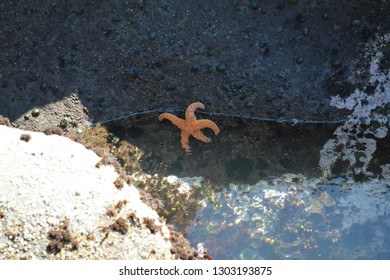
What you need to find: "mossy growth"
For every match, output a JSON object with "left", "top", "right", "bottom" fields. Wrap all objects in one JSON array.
[
  {"left": 137, "top": 175, "right": 214, "bottom": 232},
  {"left": 81, "top": 125, "right": 142, "bottom": 176},
  {"left": 82, "top": 125, "right": 111, "bottom": 148}
]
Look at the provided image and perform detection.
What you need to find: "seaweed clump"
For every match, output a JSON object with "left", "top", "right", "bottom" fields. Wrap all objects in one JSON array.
[
  {"left": 113, "top": 176, "right": 126, "bottom": 189},
  {"left": 103, "top": 217, "right": 129, "bottom": 234},
  {"left": 47, "top": 220, "right": 79, "bottom": 254},
  {"left": 168, "top": 229, "right": 212, "bottom": 260},
  {"left": 105, "top": 200, "right": 128, "bottom": 217},
  {"left": 143, "top": 217, "right": 162, "bottom": 234},
  {"left": 0, "top": 117, "right": 11, "bottom": 126},
  {"left": 44, "top": 127, "right": 64, "bottom": 136},
  {"left": 20, "top": 134, "right": 31, "bottom": 142}
]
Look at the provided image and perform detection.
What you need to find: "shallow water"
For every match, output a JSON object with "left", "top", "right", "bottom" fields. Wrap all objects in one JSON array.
[
  {"left": 103, "top": 113, "right": 390, "bottom": 259},
  {"left": 106, "top": 114, "right": 344, "bottom": 181},
  {"left": 186, "top": 176, "right": 390, "bottom": 259}
]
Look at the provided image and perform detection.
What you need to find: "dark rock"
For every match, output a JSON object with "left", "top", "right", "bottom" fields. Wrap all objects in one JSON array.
[
  {"left": 295, "top": 56, "right": 304, "bottom": 64},
  {"left": 148, "top": 31, "right": 157, "bottom": 40},
  {"left": 248, "top": 0, "right": 259, "bottom": 10},
  {"left": 216, "top": 63, "right": 227, "bottom": 73},
  {"left": 128, "top": 126, "right": 144, "bottom": 138},
  {"left": 122, "top": 67, "right": 139, "bottom": 82},
  {"left": 331, "top": 58, "right": 342, "bottom": 68},
  {"left": 256, "top": 158, "right": 269, "bottom": 170},
  {"left": 288, "top": 0, "right": 299, "bottom": 5},
  {"left": 226, "top": 157, "right": 254, "bottom": 181}
]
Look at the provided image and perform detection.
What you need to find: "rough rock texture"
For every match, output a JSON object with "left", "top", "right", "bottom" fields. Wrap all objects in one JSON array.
[
  {"left": 0, "top": 125, "right": 174, "bottom": 260},
  {"left": 2, "top": 0, "right": 387, "bottom": 133},
  {"left": 320, "top": 34, "right": 390, "bottom": 179}
]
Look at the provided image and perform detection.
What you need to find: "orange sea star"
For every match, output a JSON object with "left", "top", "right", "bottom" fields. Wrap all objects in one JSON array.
[{"left": 159, "top": 102, "right": 220, "bottom": 152}]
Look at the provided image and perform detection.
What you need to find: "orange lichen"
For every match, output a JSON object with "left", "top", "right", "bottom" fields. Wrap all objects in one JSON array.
[{"left": 159, "top": 102, "right": 220, "bottom": 152}]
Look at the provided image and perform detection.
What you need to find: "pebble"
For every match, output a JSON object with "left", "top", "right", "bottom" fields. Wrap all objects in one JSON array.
[
  {"left": 62, "top": 50, "right": 80, "bottom": 65},
  {"left": 257, "top": 39, "right": 270, "bottom": 54},
  {"left": 295, "top": 56, "right": 304, "bottom": 64},
  {"left": 245, "top": 101, "right": 254, "bottom": 108},
  {"left": 148, "top": 31, "right": 157, "bottom": 40},
  {"left": 351, "top": 19, "right": 360, "bottom": 27},
  {"left": 122, "top": 67, "right": 139, "bottom": 82},
  {"left": 39, "top": 82, "right": 49, "bottom": 93},
  {"left": 216, "top": 63, "right": 227, "bottom": 73},
  {"left": 230, "top": 81, "right": 243, "bottom": 90},
  {"left": 279, "top": 107, "right": 286, "bottom": 115},
  {"left": 265, "top": 94, "right": 275, "bottom": 102},
  {"left": 190, "top": 64, "right": 201, "bottom": 72},
  {"left": 202, "top": 95, "right": 214, "bottom": 104},
  {"left": 110, "top": 136, "right": 120, "bottom": 145},
  {"left": 248, "top": 0, "right": 259, "bottom": 10},
  {"left": 331, "top": 58, "right": 342, "bottom": 68}
]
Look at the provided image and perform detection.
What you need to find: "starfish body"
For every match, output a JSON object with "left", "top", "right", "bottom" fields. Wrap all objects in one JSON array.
[{"left": 159, "top": 102, "right": 220, "bottom": 152}]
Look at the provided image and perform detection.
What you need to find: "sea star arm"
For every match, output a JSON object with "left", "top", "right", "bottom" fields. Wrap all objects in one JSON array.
[
  {"left": 195, "top": 119, "right": 220, "bottom": 135},
  {"left": 180, "top": 130, "right": 191, "bottom": 152},
  {"left": 192, "top": 130, "right": 211, "bottom": 143},
  {"left": 159, "top": 113, "right": 185, "bottom": 128},
  {"left": 185, "top": 102, "right": 205, "bottom": 120}
]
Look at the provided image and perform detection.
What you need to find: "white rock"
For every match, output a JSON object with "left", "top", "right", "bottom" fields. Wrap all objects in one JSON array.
[{"left": 0, "top": 125, "right": 173, "bottom": 259}]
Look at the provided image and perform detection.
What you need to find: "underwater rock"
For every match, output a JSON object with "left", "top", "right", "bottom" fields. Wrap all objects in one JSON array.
[
  {"left": 187, "top": 173, "right": 390, "bottom": 259},
  {"left": 226, "top": 157, "right": 254, "bottom": 181},
  {"left": 239, "top": 247, "right": 258, "bottom": 260}
]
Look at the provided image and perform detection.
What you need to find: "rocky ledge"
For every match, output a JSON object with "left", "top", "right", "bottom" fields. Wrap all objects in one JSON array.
[{"left": 0, "top": 124, "right": 180, "bottom": 260}]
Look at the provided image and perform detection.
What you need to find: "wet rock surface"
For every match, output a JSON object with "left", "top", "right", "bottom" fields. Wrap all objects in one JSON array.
[{"left": 1, "top": 0, "right": 388, "bottom": 131}]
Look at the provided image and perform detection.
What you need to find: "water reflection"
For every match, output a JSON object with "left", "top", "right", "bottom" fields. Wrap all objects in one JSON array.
[{"left": 185, "top": 175, "right": 390, "bottom": 259}]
